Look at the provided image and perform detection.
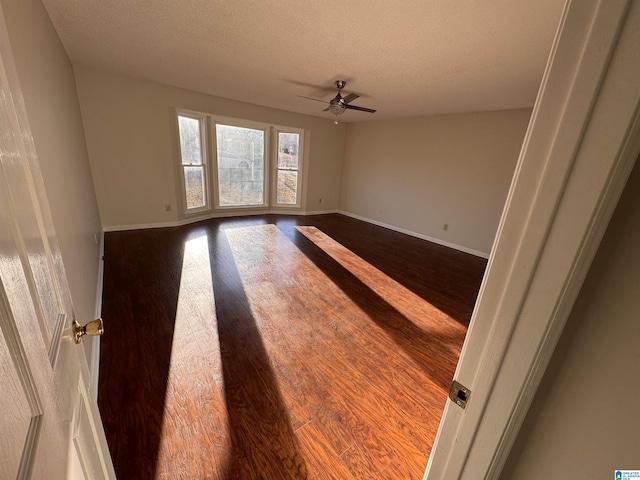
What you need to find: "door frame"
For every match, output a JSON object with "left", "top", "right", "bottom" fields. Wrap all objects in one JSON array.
[{"left": 425, "top": 0, "right": 640, "bottom": 478}]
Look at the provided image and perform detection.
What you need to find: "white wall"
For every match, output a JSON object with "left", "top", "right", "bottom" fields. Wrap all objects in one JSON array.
[
  {"left": 340, "top": 109, "right": 531, "bottom": 255},
  {"left": 73, "top": 66, "right": 347, "bottom": 230},
  {"left": 500, "top": 157, "right": 640, "bottom": 479},
  {"left": 1, "top": 0, "right": 102, "bottom": 359}
]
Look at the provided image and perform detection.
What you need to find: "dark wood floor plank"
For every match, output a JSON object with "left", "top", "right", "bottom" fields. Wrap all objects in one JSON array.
[{"left": 99, "top": 214, "right": 486, "bottom": 479}]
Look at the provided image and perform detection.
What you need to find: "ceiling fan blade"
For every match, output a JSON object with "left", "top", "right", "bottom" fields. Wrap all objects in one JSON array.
[
  {"left": 345, "top": 104, "right": 377, "bottom": 113},
  {"left": 322, "top": 107, "right": 329, "bottom": 111},
  {"left": 342, "top": 93, "right": 359, "bottom": 104},
  {"left": 297, "top": 95, "right": 329, "bottom": 104}
]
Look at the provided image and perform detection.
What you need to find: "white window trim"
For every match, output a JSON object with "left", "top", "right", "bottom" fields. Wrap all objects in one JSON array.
[
  {"left": 175, "top": 109, "right": 210, "bottom": 215},
  {"left": 272, "top": 126, "right": 305, "bottom": 209}
]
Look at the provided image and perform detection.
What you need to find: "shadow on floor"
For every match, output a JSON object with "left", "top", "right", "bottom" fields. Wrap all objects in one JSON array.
[
  {"left": 99, "top": 227, "right": 188, "bottom": 480},
  {"left": 276, "top": 221, "right": 462, "bottom": 392},
  {"left": 207, "top": 223, "right": 308, "bottom": 479},
  {"left": 279, "top": 214, "right": 487, "bottom": 327}
]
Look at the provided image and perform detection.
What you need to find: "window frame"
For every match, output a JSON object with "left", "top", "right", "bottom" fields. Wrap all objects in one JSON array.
[
  {"left": 174, "top": 110, "right": 306, "bottom": 215},
  {"left": 273, "top": 127, "right": 305, "bottom": 208},
  {"left": 211, "top": 117, "right": 270, "bottom": 210},
  {"left": 175, "top": 109, "right": 210, "bottom": 215}
]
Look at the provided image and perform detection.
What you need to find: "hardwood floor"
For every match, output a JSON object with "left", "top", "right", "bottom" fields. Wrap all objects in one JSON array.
[{"left": 99, "top": 214, "right": 486, "bottom": 479}]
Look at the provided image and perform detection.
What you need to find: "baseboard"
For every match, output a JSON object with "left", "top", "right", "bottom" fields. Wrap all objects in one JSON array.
[
  {"left": 102, "top": 209, "right": 489, "bottom": 258},
  {"left": 303, "top": 209, "right": 340, "bottom": 216},
  {"left": 103, "top": 209, "right": 340, "bottom": 232},
  {"left": 103, "top": 218, "right": 194, "bottom": 232},
  {"left": 338, "top": 211, "right": 490, "bottom": 259},
  {"left": 90, "top": 229, "right": 105, "bottom": 401}
]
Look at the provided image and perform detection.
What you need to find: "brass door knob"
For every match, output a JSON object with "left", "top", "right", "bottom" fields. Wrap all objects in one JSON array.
[{"left": 72, "top": 318, "right": 104, "bottom": 344}]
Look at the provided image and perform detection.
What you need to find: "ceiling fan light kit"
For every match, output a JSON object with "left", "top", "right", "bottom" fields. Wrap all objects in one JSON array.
[
  {"left": 298, "top": 80, "right": 376, "bottom": 124},
  {"left": 328, "top": 102, "right": 345, "bottom": 116}
]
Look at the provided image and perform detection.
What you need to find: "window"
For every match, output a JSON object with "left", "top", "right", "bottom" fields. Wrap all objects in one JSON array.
[
  {"left": 215, "top": 123, "right": 266, "bottom": 207},
  {"left": 276, "top": 130, "right": 302, "bottom": 206},
  {"left": 176, "top": 110, "right": 305, "bottom": 214},
  {"left": 177, "top": 113, "right": 208, "bottom": 212}
]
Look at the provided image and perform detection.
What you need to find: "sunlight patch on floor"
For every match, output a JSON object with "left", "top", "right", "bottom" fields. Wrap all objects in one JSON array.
[
  {"left": 223, "top": 225, "right": 306, "bottom": 354},
  {"left": 223, "top": 224, "right": 463, "bottom": 366},
  {"left": 156, "top": 234, "right": 230, "bottom": 470},
  {"left": 296, "top": 226, "right": 465, "bottom": 338}
]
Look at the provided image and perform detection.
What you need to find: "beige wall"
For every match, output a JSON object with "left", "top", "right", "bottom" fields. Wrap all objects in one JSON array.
[
  {"left": 500, "top": 157, "right": 640, "bottom": 479},
  {"left": 2, "top": 0, "right": 102, "bottom": 358},
  {"left": 73, "top": 66, "right": 530, "bottom": 254},
  {"left": 340, "top": 109, "right": 531, "bottom": 255},
  {"left": 73, "top": 66, "right": 347, "bottom": 229}
]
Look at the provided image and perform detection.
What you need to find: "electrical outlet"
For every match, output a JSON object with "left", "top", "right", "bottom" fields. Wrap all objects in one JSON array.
[
  {"left": 443, "top": 223, "right": 449, "bottom": 231},
  {"left": 93, "top": 233, "right": 98, "bottom": 245},
  {"left": 319, "top": 197, "right": 322, "bottom": 204},
  {"left": 165, "top": 204, "right": 172, "bottom": 212}
]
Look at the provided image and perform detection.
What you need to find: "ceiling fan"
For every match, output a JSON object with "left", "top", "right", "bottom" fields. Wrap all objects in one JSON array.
[{"left": 298, "top": 80, "right": 376, "bottom": 122}]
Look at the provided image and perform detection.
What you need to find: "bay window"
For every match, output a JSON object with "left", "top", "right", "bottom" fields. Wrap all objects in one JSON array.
[{"left": 176, "top": 110, "right": 305, "bottom": 214}]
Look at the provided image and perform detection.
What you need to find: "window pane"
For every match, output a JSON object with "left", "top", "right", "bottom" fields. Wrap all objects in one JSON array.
[
  {"left": 277, "top": 171, "right": 298, "bottom": 205},
  {"left": 216, "top": 124, "right": 264, "bottom": 206},
  {"left": 178, "top": 116, "right": 202, "bottom": 165},
  {"left": 278, "top": 132, "right": 299, "bottom": 169},
  {"left": 184, "top": 166, "right": 205, "bottom": 209}
]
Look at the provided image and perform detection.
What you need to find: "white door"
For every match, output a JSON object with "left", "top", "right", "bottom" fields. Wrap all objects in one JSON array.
[
  {"left": 0, "top": 9, "right": 116, "bottom": 480},
  {"left": 425, "top": 0, "right": 640, "bottom": 478}
]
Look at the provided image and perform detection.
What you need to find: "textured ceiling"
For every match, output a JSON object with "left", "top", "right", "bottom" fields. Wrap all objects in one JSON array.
[{"left": 41, "top": 0, "right": 565, "bottom": 121}]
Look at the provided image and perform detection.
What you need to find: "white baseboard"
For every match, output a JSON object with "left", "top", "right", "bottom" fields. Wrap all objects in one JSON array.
[
  {"left": 303, "top": 209, "right": 340, "bottom": 216},
  {"left": 102, "top": 209, "right": 488, "bottom": 258},
  {"left": 102, "top": 209, "right": 340, "bottom": 232},
  {"left": 103, "top": 218, "right": 195, "bottom": 232},
  {"left": 337, "top": 211, "right": 490, "bottom": 259},
  {"left": 90, "top": 230, "right": 105, "bottom": 401}
]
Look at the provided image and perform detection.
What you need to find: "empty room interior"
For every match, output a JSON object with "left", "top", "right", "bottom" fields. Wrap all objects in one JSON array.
[{"left": 2, "top": 0, "right": 640, "bottom": 479}]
